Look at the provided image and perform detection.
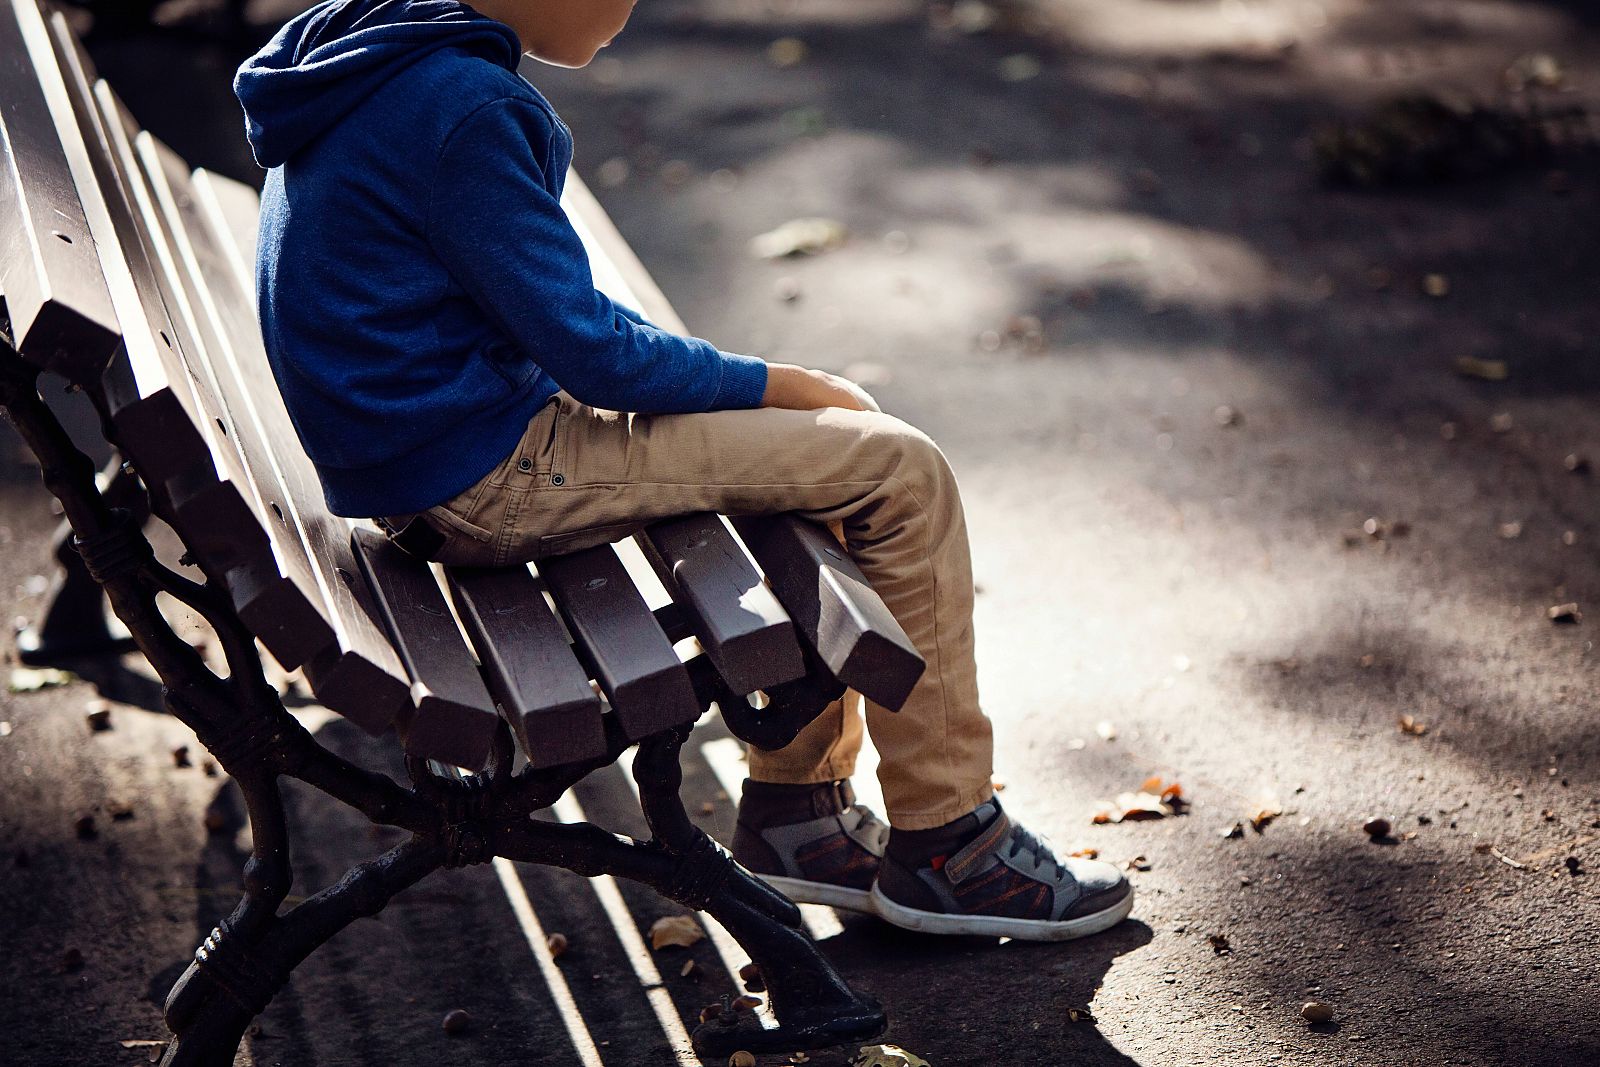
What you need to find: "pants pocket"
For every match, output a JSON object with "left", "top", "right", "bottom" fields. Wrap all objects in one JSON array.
[{"left": 534, "top": 520, "right": 643, "bottom": 559}]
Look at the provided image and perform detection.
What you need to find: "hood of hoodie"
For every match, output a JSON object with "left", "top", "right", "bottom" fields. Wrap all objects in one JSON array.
[{"left": 235, "top": 0, "right": 522, "bottom": 168}]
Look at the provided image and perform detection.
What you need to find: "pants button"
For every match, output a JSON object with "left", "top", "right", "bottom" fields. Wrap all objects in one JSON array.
[
  {"left": 518, "top": 458, "right": 532, "bottom": 472},
  {"left": 551, "top": 473, "right": 565, "bottom": 486}
]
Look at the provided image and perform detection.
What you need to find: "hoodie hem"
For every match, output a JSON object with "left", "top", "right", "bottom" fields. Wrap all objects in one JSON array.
[{"left": 317, "top": 385, "right": 551, "bottom": 518}]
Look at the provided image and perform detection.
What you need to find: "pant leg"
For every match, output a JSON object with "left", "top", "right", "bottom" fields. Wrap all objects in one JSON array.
[
  {"left": 438, "top": 395, "right": 995, "bottom": 829},
  {"left": 745, "top": 689, "right": 865, "bottom": 785}
]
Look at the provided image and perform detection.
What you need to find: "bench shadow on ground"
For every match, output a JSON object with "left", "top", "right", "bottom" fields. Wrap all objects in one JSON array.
[{"left": 150, "top": 711, "right": 1153, "bottom": 1066}]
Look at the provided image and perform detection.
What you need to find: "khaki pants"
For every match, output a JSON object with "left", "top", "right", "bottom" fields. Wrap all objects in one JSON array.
[{"left": 416, "top": 393, "right": 994, "bottom": 829}]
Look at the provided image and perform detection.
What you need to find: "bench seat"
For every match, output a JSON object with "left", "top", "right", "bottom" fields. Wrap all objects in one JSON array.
[{"left": 0, "top": 0, "right": 924, "bottom": 774}]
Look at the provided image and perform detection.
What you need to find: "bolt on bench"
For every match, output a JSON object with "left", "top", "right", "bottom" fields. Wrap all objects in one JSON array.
[{"left": 0, "top": 1, "right": 925, "bottom": 1061}]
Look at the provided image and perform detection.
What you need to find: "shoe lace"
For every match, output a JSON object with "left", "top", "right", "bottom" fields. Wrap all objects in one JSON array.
[{"left": 1005, "top": 822, "right": 1063, "bottom": 884}]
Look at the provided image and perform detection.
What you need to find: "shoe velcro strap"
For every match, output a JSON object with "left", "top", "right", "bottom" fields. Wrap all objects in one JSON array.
[{"left": 943, "top": 812, "right": 1012, "bottom": 886}]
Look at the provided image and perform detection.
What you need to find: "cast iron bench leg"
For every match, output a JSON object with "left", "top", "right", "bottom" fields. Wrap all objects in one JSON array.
[
  {"left": 16, "top": 459, "right": 145, "bottom": 664},
  {"left": 4, "top": 351, "right": 885, "bottom": 1064}
]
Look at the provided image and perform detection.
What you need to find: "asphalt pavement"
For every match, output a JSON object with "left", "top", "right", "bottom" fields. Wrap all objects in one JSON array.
[{"left": 2, "top": 2, "right": 1597, "bottom": 1065}]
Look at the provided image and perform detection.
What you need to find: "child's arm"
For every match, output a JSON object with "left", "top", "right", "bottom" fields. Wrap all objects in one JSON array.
[{"left": 428, "top": 97, "right": 766, "bottom": 414}]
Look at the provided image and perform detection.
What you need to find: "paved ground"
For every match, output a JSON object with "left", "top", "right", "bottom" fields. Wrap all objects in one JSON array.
[{"left": 2, "top": 1, "right": 1598, "bottom": 1065}]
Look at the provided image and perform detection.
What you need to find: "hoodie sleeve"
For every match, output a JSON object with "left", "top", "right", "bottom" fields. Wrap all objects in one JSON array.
[{"left": 425, "top": 97, "right": 767, "bottom": 413}]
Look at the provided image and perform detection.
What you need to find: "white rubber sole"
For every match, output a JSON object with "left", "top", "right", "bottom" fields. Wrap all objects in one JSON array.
[
  {"left": 760, "top": 874, "right": 878, "bottom": 915},
  {"left": 869, "top": 883, "right": 1136, "bottom": 941}
]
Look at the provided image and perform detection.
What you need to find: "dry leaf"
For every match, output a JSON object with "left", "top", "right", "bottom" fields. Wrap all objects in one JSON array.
[
  {"left": 648, "top": 914, "right": 705, "bottom": 950},
  {"left": 750, "top": 218, "right": 847, "bottom": 259},
  {"left": 766, "top": 37, "right": 807, "bottom": 68},
  {"left": 9, "top": 667, "right": 73, "bottom": 693},
  {"left": 1249, "top": 798, "right": 1283, "bottom": 831},
  {"left": 1398, "top": 715, "right": 1428, "bottom": 736},
  {"left": 1125, "top": 855, "right": 1152, "bottom": 871},
  {"left": 1455, "top": 356, "right": 1508, "bottom": 381},
  {"left": 1548, "top": 602, "right": 1582, "bottom": 623},
  {"left": 1069, "top": 847, "right": 1100, "bottom": 859},
  {"left": 853, "top": 1045, "right": 931, "bottom": 1067}
]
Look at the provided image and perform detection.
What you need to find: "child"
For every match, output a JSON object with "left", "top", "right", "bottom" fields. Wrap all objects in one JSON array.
[{"left": 235, "top": 0, "right": 1132, "bottom": 940}]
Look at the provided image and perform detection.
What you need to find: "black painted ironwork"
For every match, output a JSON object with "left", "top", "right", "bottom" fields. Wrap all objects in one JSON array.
[{"left": 1, "top": 320, "right": 886, "bottom": 1066}]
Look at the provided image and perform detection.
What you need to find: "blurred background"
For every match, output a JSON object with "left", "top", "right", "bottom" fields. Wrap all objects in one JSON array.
[{"left": 3, "top": 2, "right": 1597, "bottom": 1065}]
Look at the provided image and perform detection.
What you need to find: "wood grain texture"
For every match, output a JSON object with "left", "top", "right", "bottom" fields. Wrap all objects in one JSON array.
[
  {"left": 638, "top": 513, "right": 805, "bottom": 695},
  {"left": 351, "top": 528, "right": 499, "bottom": 770},
  {"left": 731, "top": 515, "right": 924, "bottom": 711},
  {"left": 540, "top": 545, "right": 701, "bottom": 740},
  {"left": 445, "top": 564, "right": 606, "bottom": 769}
]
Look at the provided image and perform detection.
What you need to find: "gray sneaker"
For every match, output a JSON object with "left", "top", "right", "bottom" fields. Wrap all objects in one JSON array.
[
  {"left": 731, "top": 780, "right": 889, "bottom": 914},
  {"left": 870, "top": 800, "right": 1134, "bottom": 940}
]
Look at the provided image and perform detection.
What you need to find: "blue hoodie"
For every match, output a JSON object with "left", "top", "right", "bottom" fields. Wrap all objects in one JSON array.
[{"left": 234, "top": 0, "right": 768, "bottom": 518}]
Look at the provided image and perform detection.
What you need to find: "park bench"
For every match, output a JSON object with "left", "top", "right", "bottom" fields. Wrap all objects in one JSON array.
[{"left": 0, "top": 1, "right": 926, "bottom": 1062}]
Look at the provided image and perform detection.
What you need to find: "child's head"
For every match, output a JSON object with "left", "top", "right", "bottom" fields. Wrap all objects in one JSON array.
[{"left": 471, "top": 0, "right": 637, "bottom": 68}]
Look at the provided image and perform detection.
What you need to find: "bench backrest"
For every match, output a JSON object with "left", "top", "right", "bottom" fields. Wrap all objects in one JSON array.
[{"left": 0, "top": 0, "right": 924, "bottom": 772}]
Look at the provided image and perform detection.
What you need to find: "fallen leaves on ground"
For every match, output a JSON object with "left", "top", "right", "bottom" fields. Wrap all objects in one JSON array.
[
  {"left": 750, "top": 218, "right": 847, "bottom": 259},
  {"left": 1475, "top": 842, "right": 1529, "bottom": 870},
  {"left": 1092, "top": 777, "right": 1184, "bottom": 824},
  {"left": 1249, "top": 797, "right": 1284, "bottom": 832},
  {"left": 1455, "top": 356, "right": 1508, "bottom": 381},
  {"left": 853, "top": 1045, "right": 931, "bottom": 1067},
  {"left": 1548, "top": 602, "right": 1582, "bottom": 623},
  {"left": 9, "top": 667, "right": 73, "bottom": 692},
  {"left": 649, "top": 914, "right": 705, "bottom": 950}
]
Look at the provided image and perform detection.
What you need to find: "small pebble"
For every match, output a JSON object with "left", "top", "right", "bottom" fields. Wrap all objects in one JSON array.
[
  {"left": 85, "top": 703, "right": 112, "bottom": 733},
  {"left": 441, "top": 1008, "right": 472, "bottom": 1035},
  {"left": 1362, "top": 816, "right": 1391, "bottom": 839},
  {"left": 172, "top": 746, "right": 191, "bottom": 769},
  {"left": 731, "top": 994, "right": 762, "bottom": 1014},
  {"left": 680, "top": 959, "right": 699, "bottom": 978},
  {"left": 74, "top": 815, "right": 96, "bottom": 840},
  {"left": 545, "top": 932, "right": 568, "bottom": 958},
  {"left": 1301, "top": 1001, "right": 1335, "bottom": 1024},
  {"left": 729, "top": 1053, "right": 757, "bottom": 1067},
  {"left": 698, "top": 1003, "right": 723, "bottom": 1024},
  {"left": 739, "top": 961, "right": 765, "bottom": 992}
]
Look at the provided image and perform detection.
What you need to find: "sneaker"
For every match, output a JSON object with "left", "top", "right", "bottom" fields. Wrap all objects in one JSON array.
[
  {"left": 870, "top": 799, "right": 1134, "bottom": 940},
  {"left": 731, "top": 779, "right": 889, "bottom": 914}
]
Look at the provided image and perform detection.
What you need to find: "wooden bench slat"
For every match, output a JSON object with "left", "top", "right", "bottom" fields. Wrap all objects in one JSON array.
[
  {"left": 29, "top": 8, "right": 335, "bottom": 669},
  {"left": 539, "top": 545, "right": 700, "bottom": 741},
  {"left": 444, "top": 564, "right": 607, "bottom": 769},
  {"left": 731, "top": 515, "right": 925, "bottom": 711},
  {"left": 120, "top": 126, "right": 409, "bottom": 732},
  {"left": 0, "top": 0, "right": 120, "bottom": 381},
  {"left": 638, "top": 513, "right": 806, "bottom": 695},
  {"left": 350, "top": 528, "right": 499, "bottom": 770}
]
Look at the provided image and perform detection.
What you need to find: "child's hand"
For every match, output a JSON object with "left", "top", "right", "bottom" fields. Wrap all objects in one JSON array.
[{"left": 761, "top": 363, "right": 882, "bottom": 413}]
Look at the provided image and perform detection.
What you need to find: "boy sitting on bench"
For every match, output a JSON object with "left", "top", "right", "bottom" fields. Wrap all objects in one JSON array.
[{"left": 233, "top": 0, "right": 1133, "bottom": 940}]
